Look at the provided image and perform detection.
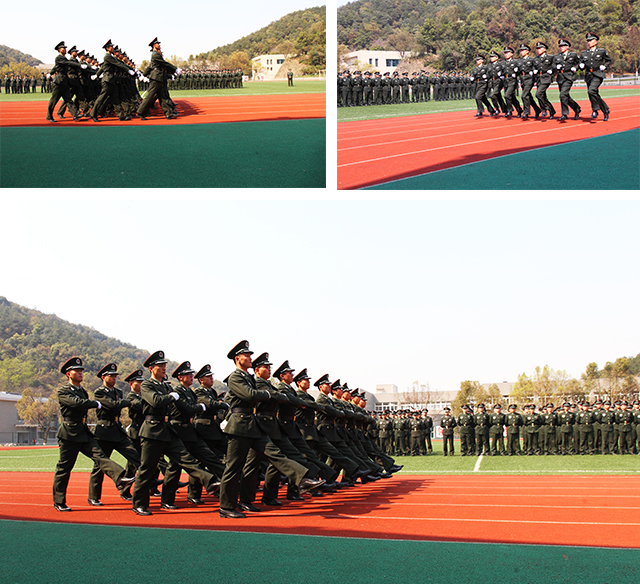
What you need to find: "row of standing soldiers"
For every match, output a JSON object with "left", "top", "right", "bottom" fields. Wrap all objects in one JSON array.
[
  {"left": 371, "top": 410, "right": 434, "bottom": 456},
  {"left": 440, "top": 401, "right": 640, "bottom": 457},
  {"left": 2, "top": 75, "right": 38, "bottom": 93},
  {"left": 337, "top": 70, "right": 473, "bottom": 107}
]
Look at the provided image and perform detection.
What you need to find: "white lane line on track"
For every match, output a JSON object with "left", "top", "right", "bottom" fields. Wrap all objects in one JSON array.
[
  {"left": 338, "top": 114, "right": 639, "bottom": 167},
  {"left": 474, "top": 455, "right": 483, "bottom": 472}
]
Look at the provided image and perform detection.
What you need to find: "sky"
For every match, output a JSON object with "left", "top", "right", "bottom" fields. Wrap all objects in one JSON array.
[
  {"left": 2, "top": 199, "right": 638, "bottom": 395},
  {"left": 3, "top": 0, "right": 323, "bottom": 66}
]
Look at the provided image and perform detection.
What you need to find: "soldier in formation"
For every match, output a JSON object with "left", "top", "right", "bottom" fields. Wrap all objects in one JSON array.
[{"left": 53, "top": 340, "right": 403, "bottom": 518}]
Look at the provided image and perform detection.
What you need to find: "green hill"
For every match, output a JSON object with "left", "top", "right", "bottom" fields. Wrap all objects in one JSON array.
[
  {"left": 199, "top": 5, "right": 326, "bottom": 70},
  {"left": 0, "top": 296, "right": 223, "bottom": 396},
  {"left": 338, "top": 0, "right": 639, "bottom": 73},
  {"left": 0, "top": 45, "right": 43, "bottom": 68}
]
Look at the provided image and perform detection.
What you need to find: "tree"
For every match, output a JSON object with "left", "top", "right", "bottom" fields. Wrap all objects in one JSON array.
[
  {"left": 16, "top": 387, "right": 59, "bottom": 444},
  {"left": 452, "top": 380, "right": 487, "bottom": 414}
]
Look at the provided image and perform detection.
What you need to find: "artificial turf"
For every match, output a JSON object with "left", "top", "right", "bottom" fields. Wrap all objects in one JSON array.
[
  {"left": 0, "top": 118, "right": 326, "bottom": 188},
  {"left": 364, "top": 128, "right": 640, "bottom": 190},
  {"left": 1, "top": 519, "right": 639, "bottom": 584},
  {"left": 3, "top": 442, "right": 639, "bottom": 474}
]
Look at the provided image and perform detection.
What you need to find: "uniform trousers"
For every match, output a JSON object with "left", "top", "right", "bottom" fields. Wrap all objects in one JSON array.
[{"left": 88, "top": 434, "right": 140, "bottom": 500}]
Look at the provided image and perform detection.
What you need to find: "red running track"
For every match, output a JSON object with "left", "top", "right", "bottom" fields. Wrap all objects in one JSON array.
[
  {"left": 2, "top": 472, "right": 640, "bottom": 548},
  {"left": 0, "top": 93, "right": 325, "bottom": 128},
  {"left": 337, "top": 95, "right": 640, "bottom": 189}
]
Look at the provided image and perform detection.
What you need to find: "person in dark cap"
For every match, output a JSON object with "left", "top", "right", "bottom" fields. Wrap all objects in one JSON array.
[
  {"left": 553, "top": 39, "right": 582, "bottom": 121},
  {"left": 457, "top": 404, "right": 476, "bottom": 455},
  {"left": 52, "top": 357, "right": 135, "bottom": 511},
  {"left": 421, "top": 409, "right": 433, "bottom": 454},
  {"left": 193, "top": 364, "right": 229, "bottom": 461},
  {"left": 271, "top": 361, "right": 340, "bottom": 494},
  {"left": 474, "top": 403, "right": 490, "bottom": 455},
  {"left": 557, "top": 402, "right": 575, "bottom": 455},
  {"left": 56, "top": 45, "right": 90, "bottom": 119},
  {"left": 217, "top": 342, "right": 324, "bottom": 518},
  {"left": 522, "top": 404, "right": 541, "bottom": 455},
  {"left": 489, "top": 404, "right": 506, "bottom": 455},
  {"left": 599, "top": 400, "right": 615, "bottom": 454},
  {"left": 540, "top": 403, "right": 558, "bottom": 455},
  {"left": 90, "top": 39, "right": 135, "bottom": 122},
  {"left": 87, "top": 363, "right": 141, "bottom": 506},
  {"left": 46, "top": 41, "right": 83, "bottom": 122},
  {"left": 517, "top": 44, "right": 542, "bottom": 119},
  {"left": 502, "top": 46, "right": 523, "bottom": 117},
  {"left": 363, "top": 70, "right": 373, "bottom": 105},
  {"left": 440, "top": 407, "right": 456, "bottom": 456},
  {"left": 579, "top": 33, "right": 612, "bottom": 120},
  {"left": 505, "top": 404, "right": 523, "bottom": 455},
  {"left": 287, "top": 68, "right": 294, "bottom": 87},
  {"left": 314, "top": 374, "right": 366, "bottom": 484},
  {"left": 533, "top": 42, "right": 557, "bottom": 119},
  {"left": 632, "top": 400, "right": 640, "bottom": 454},
  {"left": 137, "top": 37, "right": 181, "bottom": 120},
  {"left": 616, "top": 400, "right": 634, "bottom": 454},
  {"left": 576, "top": 401, "right": 596, "bottom": 455},
  {"left": 487, "top": 51, "right": 506, "bottom": 117},
  {"left": 470, "top": 54, "right": 495, "bottom": 117},
  {"left": 130, "top": 351, "right": 220, "bottom": 516},
  {"left": 158, "top": 361, "right": 227, "bottom": 509}
]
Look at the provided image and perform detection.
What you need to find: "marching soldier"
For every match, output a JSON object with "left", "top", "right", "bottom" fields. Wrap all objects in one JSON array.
[
  {"left": 534, "top": 41, "right": 557, "bottom": 118},
  {"left": 87, "top": 363, "right": 141, "bottom": 506},
  {"left": 579, "top": 32, "right": 612, "bottom": 120},
  {"left": 553, "top": 38, "right": 582, "bottom": 121},
  {"left": 218, "top": 341, "right": 323, "bottom": 518},
  {"left": 470, "top": 54, "right": 495, "bottom": 117},
  {"left": 130, "top": 351, "right": 220, "bottom": 516},
  {"left": 502, "top": 47, "right": 523, "bottom": 117},
  {"left": 487, "top": 51, "right": 506, "bottom": 116},
  {"left": 46, "top": 41, "right": 82, "bottom": 122},
  {"left": 517, "top": 44, "right": 542, "bottom": 119},
  {"left": 193, "top": 364, "right": 229, "bottom": 461},
  {"left": 52, "top": 357, "right": 134, "bottom": 511},
  {"left": 137, "top": 37, "right": 180, "bottom": 120}
]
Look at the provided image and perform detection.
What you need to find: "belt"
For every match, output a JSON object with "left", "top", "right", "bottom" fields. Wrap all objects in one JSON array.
[
  {"left": 144, "top": 415, "right": 168, "bottom": 422},
  {"left": 63, "top": 417, "right": 85, "bottom": 422},
  {"left": 231, "top": 407, "right": 252, "bottom": 414},
  {"left": 170, "top": 419, "right": 193, "bottom": 425}
]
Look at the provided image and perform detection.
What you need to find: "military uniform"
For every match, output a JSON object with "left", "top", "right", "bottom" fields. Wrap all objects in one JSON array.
[
  {"left": 557, "top": 405, "right": 575, "bottom": 455},
  {"left": 52, "top": 357, "right": 130, "bottom": 510},
  {"left": 489, "top": 406, "right": 506, "bottom": 455},
  {"left": 440, "top": 410, "right": 456, "bottom": 456},
  {"left": 457, "top": 407, "right": 476, "bottom": 455},
  {"left": 46, "top": 42, "right": 81, "bottom": 121},
  {"left": 579, "top": 32, "right": 611, "bottom": 119},
  {"left": 502, "top": 47, "right": 523, "bottom": 117},
  {"left": 506, "top": 406, "right": 523, "bottom": 455},
  {"left": 553, "top": 39, "right": 582, "bottom": 120},
  {"left": 474, "top": 405, "right": 490, "bottom": 455},
  {"left": 534, "top": 42, "right": 557, "bottom": 118}
]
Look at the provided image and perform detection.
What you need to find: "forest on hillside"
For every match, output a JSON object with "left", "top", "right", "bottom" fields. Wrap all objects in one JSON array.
[
  {"left": 338, "top": 0, "right": 640, "bottom": 72},
  {"left": 192, "top": 6, "right": 326, "bottom": 74}
]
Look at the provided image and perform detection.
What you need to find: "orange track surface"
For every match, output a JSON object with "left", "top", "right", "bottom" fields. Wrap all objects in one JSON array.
[
  {"left": 337, "top": 95, "right": 640, "bottom": 189},
  {"left": 0, "top": 94, "right": 325, "bottom": 128},
  {"left": 2, "top": 472, "right": 640, "bottom": 548}
]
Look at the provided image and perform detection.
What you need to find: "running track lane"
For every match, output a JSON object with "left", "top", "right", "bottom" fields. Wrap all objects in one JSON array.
[
  {"left": 0, "top": 94, "right": 326, "bottom": 128},
  {"left": 337, "top": 96, "right": 640, "bottom": 189},
  {"left": 2, "top": 473, "right": 639, "bottom": 548}
]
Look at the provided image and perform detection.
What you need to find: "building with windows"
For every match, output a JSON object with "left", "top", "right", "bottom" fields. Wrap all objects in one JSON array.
[
  {"left": 342, "top": 50, "right": 405, "bottom": 75},
  {"left": 251, "top": 54, "right": 286, "bottom": 80},
  {"left": 0, "top": 391, "right": 57, "bottom": 444}
]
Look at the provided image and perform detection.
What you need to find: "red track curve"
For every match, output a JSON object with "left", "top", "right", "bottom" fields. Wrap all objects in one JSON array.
[
  {"left": 2, "top": 472, "right": 639, "bottom": 548},
  {"left": 337, "top": 96, "right": 640, "bottom": 189},
  {"left": 0, "top": 94, "right": 325, "bottom": 128}
]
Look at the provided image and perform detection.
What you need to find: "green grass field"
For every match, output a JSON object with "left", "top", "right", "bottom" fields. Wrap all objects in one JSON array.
[
  {"left": 0, "top": 78, "right": 325, "bottom": 102},
  {"left": 337, "top": 86, "right": 640, "bottom": 122},
  {"left": 3, "top": 440, "right": 638, "bottom": 474}
]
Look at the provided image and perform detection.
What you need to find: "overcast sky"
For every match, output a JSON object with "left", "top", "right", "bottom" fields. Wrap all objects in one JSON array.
[
  {"left": 4, "top": 0, "right": 322, "bottom": 65},
  {"left": 2, "top": 199, "right": 638, "bottom": 394}
]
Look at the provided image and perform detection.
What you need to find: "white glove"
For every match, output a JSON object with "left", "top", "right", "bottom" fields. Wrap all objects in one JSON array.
[
  {"left": 547, "top": 70, "right": 552, "bottom": 74},
  {"left": 599, "top": 65, "right": 605, "bottom": 71},
  {"left": 571, "top": 67, "right": 576, "bottom": 72},
  {"left": 514, "top": 67, "right": 518, "bottom": 72},
  {"left": 96, "top": 402, "right": 102, "bottom": 409},
  {"left": 91, "top": 75, "right": 97, "bottom": 80},
  {"left": 557, "top": 64, "right": 562, "bottom": 69},
  {"left": 176, "top": 68, "right": 182, "bottom": 75},
  {"left": 81, "top": 64, "right": 87, "bottom": 69},
  {"left": 529, "top": 71, "right": 533, "bottom": 76},
  {"left": 169, "top": 392, "right": 180, "bottom": 400},
  {"left": 499, "top": 75, "right": 505, "bottom": 80},
  {"left": 199, "top": 403, "right": 206, "bottom": 411},
  {"left": 128, "top": 69, "right": 134, "bottom": 76},
  {"left": 579, "top": 63, "right": 585, "bottom": 69},
  {"left": 482, "top": 74, "right": 487, "bottom": 79},
  {"left": 46, "top": 73, "right": 51, "bottom": 78},
  {"left": 533, "top": 69, "right": 538, "bottom": 74},
  {"left": 92, "top": 65, "right": 97, "bottom": 70},
  {"left": 512, "top": 74, "right": 516, "bottom": 78},
  {"left": 470, "top": 76, "right": 474, "bottom": 81},
  {"left": 143, "top": 77, "right": 149, "bottom": 82}
]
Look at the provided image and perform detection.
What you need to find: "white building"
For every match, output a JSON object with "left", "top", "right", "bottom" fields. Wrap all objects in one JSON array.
[
  {"left": 342, "top": 50, "right": 404, "bottom": 75},
  {"left": 252, "top": 54, "right": 286, "bottom": 80}
]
